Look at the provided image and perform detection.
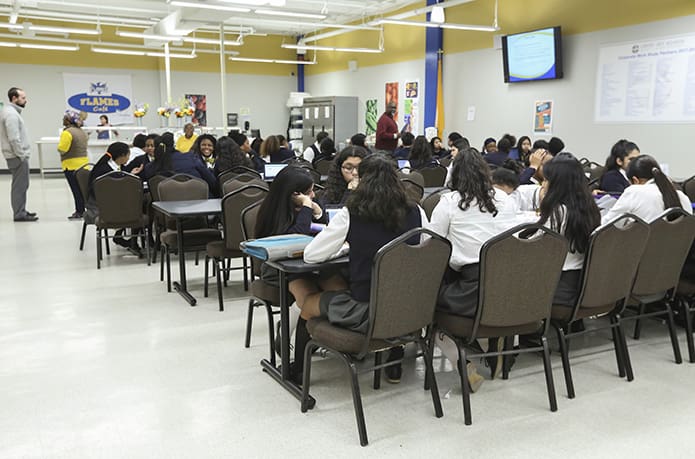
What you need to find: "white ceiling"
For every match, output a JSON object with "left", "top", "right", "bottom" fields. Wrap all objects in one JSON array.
[{"left": 0, "top": 0, "right": 424, "bottom": 36}]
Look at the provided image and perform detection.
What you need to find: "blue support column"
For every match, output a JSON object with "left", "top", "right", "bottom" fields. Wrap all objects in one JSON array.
[
  {"left": 296, "top": 35, "right": 305, "bottom": 92},
  {"left": 424, "top": 1, "right": 443, "bottom": 130}
]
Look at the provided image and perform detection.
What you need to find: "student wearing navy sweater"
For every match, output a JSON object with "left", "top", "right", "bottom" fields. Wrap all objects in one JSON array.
[
  {"left": 301, "top": 154, "right": 427, "bottom": 382},
  {"left": 598, "top": 139, "right": 640, "bottom": 193},
  {"left": 319, "top": 145, "right": 368, "bottom": 206}
]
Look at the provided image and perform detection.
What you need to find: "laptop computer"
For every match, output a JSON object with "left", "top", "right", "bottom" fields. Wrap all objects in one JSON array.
[
  {"left": 264, "top": 163, "right": 288, "bottom": 180},
  {"left": 397, "top": 159, "right": 408, "bottom": 169},
  {"left": 325, "top": 206, "right": 342, "bottom": 222}
]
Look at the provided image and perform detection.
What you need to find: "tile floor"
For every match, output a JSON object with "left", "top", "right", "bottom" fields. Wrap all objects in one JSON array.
[{"left": 1, "top": 174, "right": 694, "bottom": 458}]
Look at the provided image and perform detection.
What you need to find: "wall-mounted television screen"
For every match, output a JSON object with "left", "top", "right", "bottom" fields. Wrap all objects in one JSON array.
[{"left": 502, "top": 26, "right": 563, "bottom": 83}]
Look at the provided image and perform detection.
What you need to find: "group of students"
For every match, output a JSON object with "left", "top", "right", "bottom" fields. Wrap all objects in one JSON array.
[{"left": 249, "top": 132, "right": 692, "bottom": 391}]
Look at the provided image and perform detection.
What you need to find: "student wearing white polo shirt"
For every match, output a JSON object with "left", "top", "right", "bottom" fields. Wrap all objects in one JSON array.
[{"left": 602, "top": 154, "right": 692, "bottom": 224}]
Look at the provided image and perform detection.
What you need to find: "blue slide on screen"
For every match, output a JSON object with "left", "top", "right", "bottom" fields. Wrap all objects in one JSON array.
[{"left": 507, "top": 28, "right": 557, "bottom": 82}]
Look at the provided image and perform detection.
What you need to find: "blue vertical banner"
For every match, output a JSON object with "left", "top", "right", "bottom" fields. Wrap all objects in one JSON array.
[{"left": 424, "top": 1, "right": 443, "bottom": 133}]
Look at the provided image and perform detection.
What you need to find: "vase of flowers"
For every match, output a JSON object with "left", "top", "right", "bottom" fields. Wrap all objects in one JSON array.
[
  {"left": 157, "top": 105, "right": 173, "bottom": 128},
  {"left": 133, "top": 102, "right": 148, "bottom": 127},
  {"left": 175, "top": 98, "right": 195, "bottom": 127}
]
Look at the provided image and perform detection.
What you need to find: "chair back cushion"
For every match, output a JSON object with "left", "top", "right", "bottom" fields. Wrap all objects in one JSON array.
[
  {"left": 368, "top": 229, "right": 451, "bottom": 340},
  {"left": 75, "top": 164, "right": 92, "bottom": 202},
  {"left": 223, "top": 185, "right": 268, "bottom": 249},
  {"left": 401, "top": 178, "right": 424, "bottom": 201},
  {"left": 683, "top": 176, "right": 695, "bottom": 202},
  {"left": 314, "top": 159, "right": 333, "bottom": 176},
  {"left": 222, "top": 178, "right": 269, "bottom": 195},
  {"left": 94, "top": 172, "right": 144, "bottom": 227},
  {"left": 477, "top": 224, "right": 568, "bottom": 329},
  {"left": 158, "top": 176, "right": 209, "bottom": 230},
  {"left": 421, "top": 188, "right": 446, "bottom": 219},
  {"left": 419, "top": 165, "right": 448, "bottom": 187},
  {"left": 578, "top": 214, "right": 650, "bottom": 309},
  {"left": 632, "top": 208, "right": 695, "bottom": 297}
]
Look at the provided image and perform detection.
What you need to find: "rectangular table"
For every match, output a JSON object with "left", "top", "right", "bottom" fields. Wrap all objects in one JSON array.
[
  {"left": 152, "top": 199, "right": 222, "bottom": 306},
  {"left": 242, "top": 252, "right": 349, "bottom": 408}
]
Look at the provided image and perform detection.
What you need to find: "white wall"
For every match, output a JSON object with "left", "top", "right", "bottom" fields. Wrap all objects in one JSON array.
[
  {"left": 444, "top": 14, "right": 695, "bottom": 178},
  {"left": 0, "top": 63, "right": 294, "bottom": 170},
  {"left": 305, "top": 59, "right": 426, "bottom": 137}
]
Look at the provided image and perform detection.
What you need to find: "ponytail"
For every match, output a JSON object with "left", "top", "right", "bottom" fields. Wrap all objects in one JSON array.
[{"left": 627, "top": 155, "right": 682, "bottom": 210}]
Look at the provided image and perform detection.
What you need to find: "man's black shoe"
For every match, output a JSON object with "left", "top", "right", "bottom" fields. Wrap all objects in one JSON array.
[
  {"left": 14, "top": 214, "right": 38, "bottom": 222},
  {"left": 26, "top": 211, "right": 37, "bottom": 217}
]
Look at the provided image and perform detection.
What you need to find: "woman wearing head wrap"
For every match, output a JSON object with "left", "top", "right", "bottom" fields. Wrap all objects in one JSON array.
[{"left": 58, "top": 109, "right": 89, "bottom": 219}]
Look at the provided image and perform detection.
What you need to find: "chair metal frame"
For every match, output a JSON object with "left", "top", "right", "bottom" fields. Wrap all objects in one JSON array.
[
  {"left": 433, "top": 223, "right": 568, "bottom": 425},
  {"left": 550, "top": 214, "right": 650, "bottom": 399},
  {"left": 204, "top": 184, "right": 268, "bottom": 311},
  {"left": 300, "top": 228, "right": 450, "bottom": 446},
  {"left": 622, "top": 208, "right": 695, "bottom": 364},
  {"left": 93, "top": 170, "right": 151, "bottom": 269}
]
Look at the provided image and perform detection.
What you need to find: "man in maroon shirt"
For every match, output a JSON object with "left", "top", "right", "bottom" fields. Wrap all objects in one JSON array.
[{"left": 375, "top": 102, "right": 401, "bottom": 153}]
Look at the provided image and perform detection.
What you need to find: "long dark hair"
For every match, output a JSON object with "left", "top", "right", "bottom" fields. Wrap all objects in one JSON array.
[
  {"left": 215, "top": 136, "right": 252, "bottom": 173},
  {"left": 323, "top": 146, "right": 368, "bottom": 205},
  {"left": 408, "top": 135, "right": 433, "bottom": 169},
  {"left": 94, "top": 142, "right": 129, "bottom": 169},
  {"left": 191, "top": 134, "right": 217, "bottom": 160},
  {"left": 152, "top": 132, "right": 175, "bottom": 173},
  {"left": 255, "top": 166, "right": 314, "bottom": 238},
  {"left": 449, "top": 147, "right": 497, "bottom": 215},
  {"left": 626, "top": 154, "right": 683, "bottom": 210},
  {"left": 346, "top": 153, "right": 414, "bottom": 232},
  {"left": 516, "top": 135, "right": 531, "bottom": 163},
  {"left": 604, "top": 139, "right": 640, "bottom": 171},
  {"left": 539, "top": 153, "right": 600, "bottom": 254}
]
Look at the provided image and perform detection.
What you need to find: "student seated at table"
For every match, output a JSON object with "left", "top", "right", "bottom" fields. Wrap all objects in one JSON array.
[
  {"left": 142, "top": 132, "right": 217, "bottom": 195},
  {"left": 213, "top": 136, "right": 253, "bottom": 176},
  {"left": 519, "top": 146, "right": 553, "bottom": 185},
  {"left": 255, "top": 166, "right": 336, "bottom": 381},
  {"left": 598, "top": 139, "right": 641, "bottom": 194},
  {"left": 319, "top": 145, "right": 368, "bottom": 206},
  {"left": 299, "top": 153, "right": 427, "bottom": 383},
  {"left": 229, "top": 132, "right": 265, "bottom": 173},
  {"left": 492, "top": 166, "right": 520, "bottom": 196},
  {"left": 406, "top": 135, "right": 439, "bottom": 171},
  {"left": 443, "top": 137, "right": 470, "bottom": 188},
  {"left": 312, "top": 137, "right": 337, "bottom": 166},
  {"left": 484, "top": 136, "right": 511, "bottom": 167},
  {"left": 601, "top": 154, "right": 692, "bottom": 224},
  {"left": 191, "top": 134, "right": 217, "bottom": 169},
  {"left": 393, "top": 132, "right": 414, "bottom": 160},
  {"left": 86, "top": 142, "right": 145, "bottom": 253},
  {"left": 428, "top": 147, "right": 519, "bottom": 389},
  {"left": 538, "top": 153, "right": 601, "bottom": 307}
]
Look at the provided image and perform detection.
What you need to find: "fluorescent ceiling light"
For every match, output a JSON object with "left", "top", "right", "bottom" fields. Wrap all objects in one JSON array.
[
  {"left": 92, "top": 46, "right": 146, "bottom": 56},
  {"left": 147, "top": 51, "right": 197, "bottom": 59},
  {"left": 17, "top": 11, "right": 156, "bottom": 27},
  {"left": 92, "top": 46, "right": 195, "bottom": 58},
  {"left": 27, "top": 24, "right": 101, "bottom": 35},
  {"left": 219, "top": 0, "right": 286, "bottom": 5},
  {"left": 117, "top": 30, "right": 242, "bottom": 46},
  {"left": 378, "top": 18, "right": 497, "bottom": 32},
  {"left": 19, "top": 43, "right": 79, "bottom": 51},
  {"left": 282, "top": 43, "right": 382, "bottom": 54},
  {"left": 230, "top": 56, "right": 315, "bottom": 65},
  {"left": 26, "top": 0, "right": 163, "bottom": 15},
  {"left": 0, "top": 41, "right": 17, "bottom": 47},
  {"left": 9, "top": 12, "right": 18, "bottom": 25},
  {"left": 254, "top": 9, "right": 326, "bottom": 19},
  {"left": 170, "top": 1, "right": 250, "bottom": 13}
]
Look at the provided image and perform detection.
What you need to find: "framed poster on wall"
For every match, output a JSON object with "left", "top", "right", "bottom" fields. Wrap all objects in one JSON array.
[{"left": 186, "top": 94, "right": 207, "bottom": 126}]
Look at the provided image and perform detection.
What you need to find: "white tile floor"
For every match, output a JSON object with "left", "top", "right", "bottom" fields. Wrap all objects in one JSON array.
[{"left": 2, "top": 174, "right": 695, "bottom": 458}]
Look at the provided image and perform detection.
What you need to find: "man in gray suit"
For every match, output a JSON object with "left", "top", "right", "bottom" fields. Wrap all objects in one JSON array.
[{"left": 0, "top": 87, "right": 37, "bottom": 222}]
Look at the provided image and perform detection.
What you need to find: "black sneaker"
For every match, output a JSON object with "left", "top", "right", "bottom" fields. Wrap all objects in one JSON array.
[{"left": 384, "top": 346, "right": 404, "bottom": 384}]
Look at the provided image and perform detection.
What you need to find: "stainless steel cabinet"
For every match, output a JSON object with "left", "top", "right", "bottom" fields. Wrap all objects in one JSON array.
[{"left": 302, "top": 96, "right": 358, "bottom": 151}]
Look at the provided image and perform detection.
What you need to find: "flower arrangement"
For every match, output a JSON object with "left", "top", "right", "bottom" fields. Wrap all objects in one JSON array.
[
  {"left": 157, "top": 105, "right": 174, "bottom": 118},
  {"left": 174, "top": 99, "right": 194, "bottom": 118},
  {"left": 133, "top": 102, "right": 149, "bottom": 118}
]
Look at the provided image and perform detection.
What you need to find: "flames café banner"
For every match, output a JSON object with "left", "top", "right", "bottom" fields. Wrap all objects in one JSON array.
[{"left": 63, "top": 73, "right": 133, "bottom": 126}]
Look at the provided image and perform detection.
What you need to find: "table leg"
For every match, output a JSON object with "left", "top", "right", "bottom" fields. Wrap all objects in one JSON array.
[
  {"left": 38, "top": 143, "right": 44, "bottom": 180},
  {"left": 172, "top": 216, "right": 197, "bottom": 306},
  {"left": 259, "top": 268, "right": 315, "bottom": 409}
]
